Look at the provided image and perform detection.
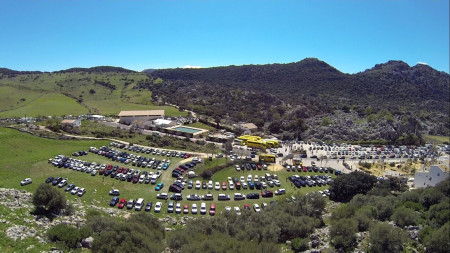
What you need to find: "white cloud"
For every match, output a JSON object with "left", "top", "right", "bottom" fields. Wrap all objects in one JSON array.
[
  {"left": 183, "top": 65, "right": 203, "bottom": 69},
  {"left": 416, "top": 61, "right": 428, "bottom": 65}
]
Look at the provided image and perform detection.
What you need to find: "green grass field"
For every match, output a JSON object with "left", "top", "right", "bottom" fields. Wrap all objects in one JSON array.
[
  {"left": 423, "top": 135, "right": 450, "bottom": 145},
  {"left": 0, "top": 93, "right": 89, "bottom": 118},
  {"left": 0, "top": 72, "right": 188, "bottom": 117},
  {"left": 0, "top": 127, "right": 333, "bottom": 218}
]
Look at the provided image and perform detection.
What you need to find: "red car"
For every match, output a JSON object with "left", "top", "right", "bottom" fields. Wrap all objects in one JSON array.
[
  {"left": 117, "top": 167, "right": 123, "bottom": 173},
  {"left": 244, "top": 204, "right": 250, "bottom": 210},
  {"left": 222, "top": 182, "right": 227, "bottom": 190},
  {"left": 106, "top": 165, "right": 113, "bottom": 170},
  {"left": 99, "top": 168, "right": 105, "bottom": 175},
  {"left": 262, "top": 190, "right": 273, "bottom": 198},
  {"left": 302, "top": 166, "right": 307, "bottom": 172},
  {"left": 183, "top": 205, "right": 189, "bottom": 214},
  {"left": 118, "top": 198, "right": 126, "bottom": 209},
  {"left": 123, "top": 168, "right": 129, "bottom": 174},
  {"left": 184, "top": 153, "right": 191, "bottom": 159},
  {"left": 209, "top": 204, "right": 216, "bottom": 216}
]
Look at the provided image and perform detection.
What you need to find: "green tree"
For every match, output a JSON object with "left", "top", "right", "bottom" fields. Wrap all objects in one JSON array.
[
  {"left": 291, "top": 237, "right": 309, "bottom": 252},
  {"left": 329, "top": 171, "right": 378, "bottom": 202},
  {"left": 368, "top": 222, "right": 409, "bottom": 253},
  {"left": 390, "top": 206, "right": 419, "bottom": 227},
  {"left": 424, "top": 222, "right": 450, "bottom": 253},
  {"left": 330, "top": 218, "right": 358, "bottom": 250},
  {"left": 32, "top": 183, "right": 67, "bottom": 214}
]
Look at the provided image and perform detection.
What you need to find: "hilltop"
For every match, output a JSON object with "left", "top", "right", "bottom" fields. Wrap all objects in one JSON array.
[{"left": 144, "top": 58, "right": 449, "bottom": 142}]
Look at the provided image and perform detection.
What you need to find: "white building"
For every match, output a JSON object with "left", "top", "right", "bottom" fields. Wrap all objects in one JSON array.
[
  {"left": 118, "top": 110, "right": 165, "bottom": 125},
  {"left": 61, "top": 119, "right": 81, "bottom": 127},
  {"left": 414, "top": 166, "right": 449, "bottom": 188}
]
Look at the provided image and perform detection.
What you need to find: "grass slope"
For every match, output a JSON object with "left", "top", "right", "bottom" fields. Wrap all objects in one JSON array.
[
  {"left": 0, "top": 93, "right": 89, "bottom": 118},
  {"left": 0, "top": 72, "right": 187, "bottom": 117}
]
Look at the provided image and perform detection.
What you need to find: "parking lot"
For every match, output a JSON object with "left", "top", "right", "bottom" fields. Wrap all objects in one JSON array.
[{"left": 35, "top": 141, "right": 337, "bottom": 216}]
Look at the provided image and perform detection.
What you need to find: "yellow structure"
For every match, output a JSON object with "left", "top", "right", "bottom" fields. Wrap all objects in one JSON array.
[
  {"left": 237, "top": 135, "right": 280, "bottom": 149},
  {"left": 293, "top": 158, "right": 303, "bottom": 166},
  {"left": 259, "top": 154, "right": 277, "bottom": 163}
]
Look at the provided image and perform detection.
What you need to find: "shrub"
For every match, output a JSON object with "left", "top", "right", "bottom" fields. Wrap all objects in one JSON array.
[
  {"left": 291, "top": 237, "right": 309, "bottom": 252},
  {"left": 390, "top": 206, "right": 419, "bottom": 227},
  {"left": 330, "top": 218, "right": 358, "bottom": 250},
  {"left": 46, "top": 224, "right": 82, "bottom": 250},
  {"left": 369, "top": 222, "right": 409, "bottom": 253}
]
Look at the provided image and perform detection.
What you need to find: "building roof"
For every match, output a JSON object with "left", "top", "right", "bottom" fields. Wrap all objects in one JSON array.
[
  {"left": 61, "top": 119, "right": 76, "bottom": 124},
  {"left": 240, "top": 123, "right": 258, "bottom": 130},
  {"left": 118, "top": 110, "right": 165, "bottom": 117}
]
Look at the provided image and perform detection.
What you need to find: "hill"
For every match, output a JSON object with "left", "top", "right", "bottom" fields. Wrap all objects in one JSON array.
[
  {"left": 0, "top": 70, "right": 187, "bottom": 117},
  {"left": 144, "top": 58, "right": 449, "bottom": 142}
]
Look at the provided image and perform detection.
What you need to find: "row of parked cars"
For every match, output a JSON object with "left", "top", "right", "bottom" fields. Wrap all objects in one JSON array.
[
  {"left": 109, "top": 142, "right": 192, "bottom": 159},
  {"left": 90, "top": 146, "right": 172, "bottom": 170},
  {"left": 45, "top": 176, "right": 86, "bottom": 196},
  {"left": 50, "top": 154, "right": 164, "bottom": 186},
  {"left": 109, "top": 197, "right": 216, "bottom": 215},
  {"left": 288, "top": 174, "right": 333, "bottom": 188},
  {"left": 235, "top": 163, "right": 268, "bottom": 171},
  {"left": 285, "top": 165, "right": 336, "bottom": 174},
  {"left": 156, "top": 191, "right": 278, "bottom": 202}
]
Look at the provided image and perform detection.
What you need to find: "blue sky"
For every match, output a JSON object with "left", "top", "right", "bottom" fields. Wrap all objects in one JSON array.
[{"left": 0, "top": 0, "right": 448, "bottom": 73}]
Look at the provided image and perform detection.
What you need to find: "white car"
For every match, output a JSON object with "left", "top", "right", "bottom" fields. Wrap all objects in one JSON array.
[
  {"left": 71, "top": 187, "right": 80, "bottom": 195},
  {"left": 175, "top": 203, "right": 181, "bottom": 214},
  {"left": 215, "top": 182, "right": 220, "bottom": 190},
  {"left": 234, "top": 206, "right": 241, "bottom": 215},
  {"left": 20, "top": 178, "right": 32, "bottom": 186},
  {"left": 225, "top": 206, "right": 232, "bottom": 212},
  {"left": 154, "top": 202, "right": 162, "bottom": 213},
  {"left": 253, "top": 204, "right": 261, "bottom": 213},
  {"left": 247, "top": 175, "right": 252, "bottom": 182},
  {"left": 235, "top": 165, "right": 240, "bottom": 171},
  {"left": 208, "top": 180, "right": 213, "bottom": 189},
  {"left": 275, "top": 188, "right": 286, "bottom": 195},
  {"left": 200, "top": 202, "right": 207, "bottom": 215},
  {"left": 191, "top": 203, "right": 198, "bottom": 214},
  {"left": 77, "top": 188, "right": 86, "bottom": 197}
]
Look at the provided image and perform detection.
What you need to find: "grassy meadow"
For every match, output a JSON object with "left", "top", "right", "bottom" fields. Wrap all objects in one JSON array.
[{"left": 0, "top": 71, "right": 187, "bottom": 117}]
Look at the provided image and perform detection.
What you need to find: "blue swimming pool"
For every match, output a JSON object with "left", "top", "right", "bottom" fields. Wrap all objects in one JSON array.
[{"left": 173, "top": 126, "right": 203, "bottom": 134}]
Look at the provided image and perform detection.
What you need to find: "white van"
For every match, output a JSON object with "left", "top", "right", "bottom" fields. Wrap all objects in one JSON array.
[{"left": 135, "top": 198, "right": 144, "bottom": 211}]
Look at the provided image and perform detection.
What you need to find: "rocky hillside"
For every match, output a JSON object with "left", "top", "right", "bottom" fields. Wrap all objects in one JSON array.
[{"left": 144, "top": 58, "right": 449, "bottom": 142}]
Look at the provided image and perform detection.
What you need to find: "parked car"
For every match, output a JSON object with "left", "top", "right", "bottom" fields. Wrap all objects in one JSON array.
[
  {"left": 52, "top": 177, "right": 63, "bottom": 186},
  {"left": 275, "top": 188, "right": 286, "bottom": 195},
  {"left": 191, "top": 203, "right": 198, "bottom": 214},
  {"left": 200, "top": 202, "right": 207, "bottom": 215},
  {"left": 170, "top": 193, "right": 183, "bottom": 201},
  {"left": 253, "top": 204, "right": 261, "bottom": 213},
  {"left": 154, "top": 202, "right": 162, "bottom": 213},
  {"left": 187, "top": 194, "right": 201, "bottom": 201},
  {"left": 183, "top": 204, "right": 189, "bottom": 214},
  {"left": 118, "top": 198, "right": 126, "bottom": 209},
  {"left": 144, "top": 202, "right": 153, "bottom": 212},
  {"left": 209, "top": 204, "right": 216, "bottom": 216},
  {"left": 70, "top": 187, "right": 80, "bottom": 195},
  {"left": 218, "top": 194, "right": 230, "bottom": 201},
  {"left": 156, "top": 193, "right": 168, "bottom": 200},
  {"left": 135, "top": 198, "right": 144, "bottom": 211},
  {"left": 201, "top": 194, "right": 214, "bottom": 201},
  {"left": 64, "top": 184, "right": 75, "bottom": 192},
  {"left": 247, "top": 193, "right": 260, "bottom": 199},
  {"left": 262, "top": 190, "right": 273, "bottom": 198},
  {"left": 167, "top": 201, "right": 174, "bottom": 213},
  {"left": 155, "top": 183, "right": 164, "bottom": 191},
  {"left": 234, "top": 193, "right": 246, "bottom": 200},
  {"left": 77, "top": 188, "right": 86, "bottom": 197},
  {"left": 109, "top": 189, "right": 120, "bottom": 196},
  {"left": 45, "top": 176, "right": 54, "bottom": 184},
  {"left": 234, "top": 206, "right": 242, "bottom": 215},
  {"left": 126, "top": 199, "right": 135, "bottom": 210},
  {"left": 110, "top": 197, "right": 119, "bottom": 206},
  {"left": 175, "top": 203, "right": 181, "bottom": 214},
  {"left": 215, "top": 182, "right": 220, "bottom": 190}
]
